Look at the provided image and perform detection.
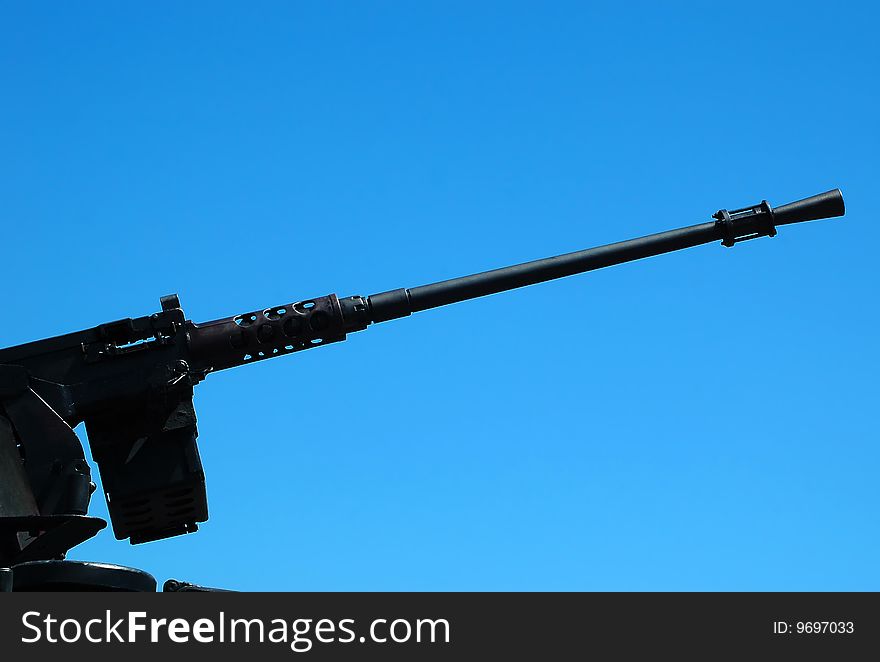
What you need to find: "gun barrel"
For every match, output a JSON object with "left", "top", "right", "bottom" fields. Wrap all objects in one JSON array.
[
  {"left": 367, "top": 222, "right": 717, "bottom": 322},
  {"left": 185, "top": 189, "right": 843, "bottom": 373},
  {"left": 366, "top": 188, "right": 844, "bottom": 323}
]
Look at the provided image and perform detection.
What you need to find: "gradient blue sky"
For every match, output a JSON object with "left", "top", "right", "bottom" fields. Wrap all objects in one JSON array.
[{"left": 1, "top": 2, "right": 876, "bottom": 590}]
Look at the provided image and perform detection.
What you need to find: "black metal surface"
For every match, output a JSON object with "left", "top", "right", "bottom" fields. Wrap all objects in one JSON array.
[
  {"left": 772, "top": 188, "right": 845, "bottom": 226},
  {"left": 187, "top": 294, "right": 350, "bottom": 373},
  {"left": 0, "top": 515, "right": 106, "bottom": 564},
  {"left": 4, "top": 390, "right": 92, "bottom": 518},
  {"left": 163, "top": 578, "right": 234, "bottom": 592},
  {"left": 11, "top": 560, "right": 157, "bottom": 592},
  {"left": 369, "top": 222, "right": 718, "bottom": 321},
  {"left": 86, "top": 397, "right": 207, "bottom": 544}
]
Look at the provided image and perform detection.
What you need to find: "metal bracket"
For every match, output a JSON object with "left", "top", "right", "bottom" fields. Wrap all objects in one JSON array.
[{"left": 714, "top": 200, "right": 777, "bottom": 247}]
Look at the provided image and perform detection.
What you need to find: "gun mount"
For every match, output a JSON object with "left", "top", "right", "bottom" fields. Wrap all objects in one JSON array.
[{"left": 0, "top": 189, "right": 845, "bottom": 588}]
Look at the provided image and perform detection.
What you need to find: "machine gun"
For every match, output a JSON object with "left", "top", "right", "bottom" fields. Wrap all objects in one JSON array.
[{"left": 0, "top": 189, "right": 845, "bottom": 590}]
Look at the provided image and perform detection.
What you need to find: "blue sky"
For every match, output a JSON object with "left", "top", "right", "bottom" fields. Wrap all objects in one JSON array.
[{"left": 1, "top": 1, "right": 876, "bottom": 590}]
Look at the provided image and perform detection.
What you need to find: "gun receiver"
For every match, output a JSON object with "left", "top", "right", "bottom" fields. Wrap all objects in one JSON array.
[{"left": 0, "top": 189, "right": 844, "bottom": 561}]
